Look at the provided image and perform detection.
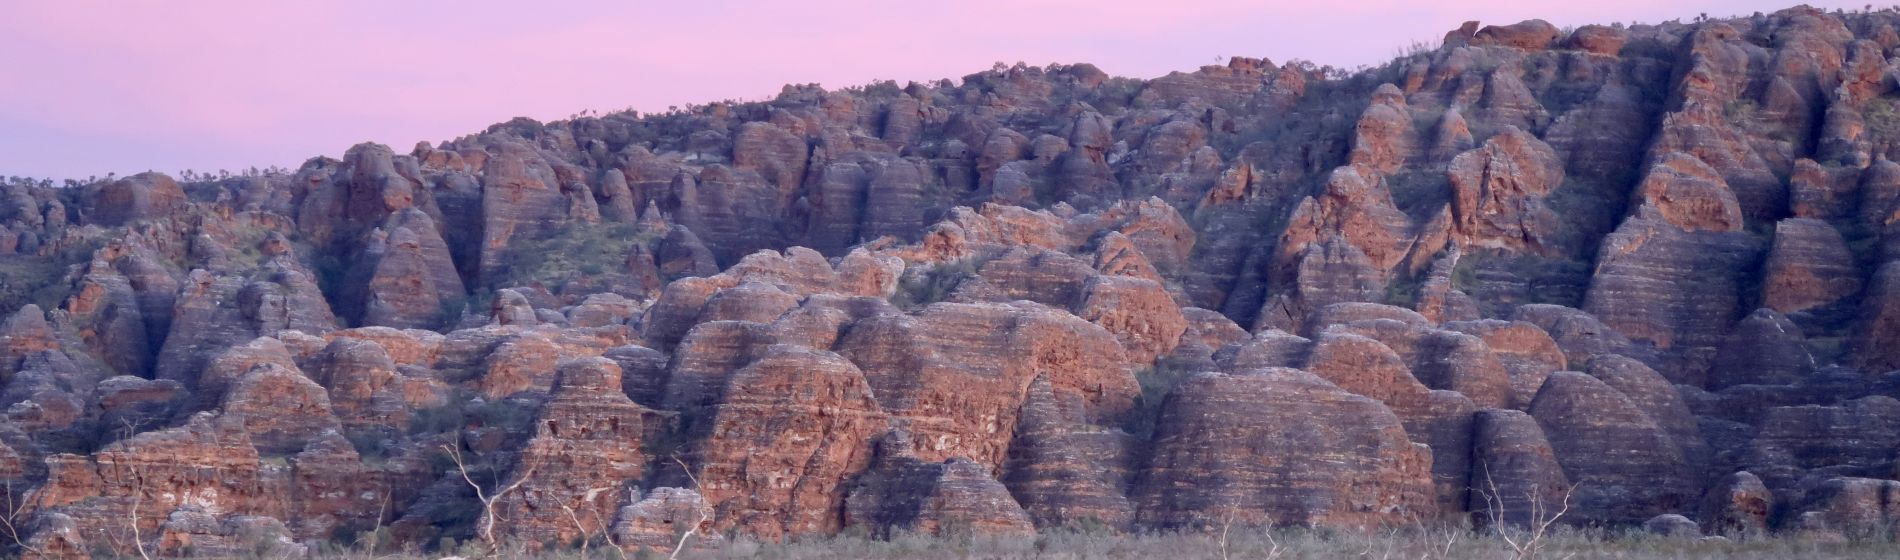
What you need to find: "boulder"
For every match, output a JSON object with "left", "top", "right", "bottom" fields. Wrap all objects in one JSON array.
[
  {"left": 1792, "top": 477, "right": 1900, "bottom": 539},
  {"left": 611, "top": 488, "right": 718, "bottom": 553},
  {"left": 1642, "top": 514, "right": 1701, "bottom": 538},
  {"left": 1470, "top": 20, "right": 1560, "bottom": 50},
  {"left": 1564, "top": 25, "right": 1628, "bottom": 55},
  {"left": 86, "top": 173, "right": 186, "bottom": 226},
  {"left": 1698, "top": 471, "right": 1771, "bottom": 537}
]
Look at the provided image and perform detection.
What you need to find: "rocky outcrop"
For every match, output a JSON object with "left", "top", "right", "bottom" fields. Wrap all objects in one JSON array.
[
  {"left": 287, "top": 433, "right": 383, "bottom": 540},
  {"left": 688, "top": 346, "right": 886, "bottom": 538},
  {"left": 1442, "top": 319, "right": 1566, "bottom": 409},
  {"left": 1582, "top": 204, "right": 1760, "bottom": 384},
  {"left": 1564, "top": 25, "right": 1627, "bottom": 55},
  {"left": 1699, "top": 471, "right": 1771, "bottom": 537},
  {"left": 27, "top": 413, "right": 281, "bottom": 548},
  {"left": 355, "top": 209, "right": 466, "bottom": 329},
  {"left": 1742, "top": 397, "right": 1900, "bottom": 490},
  {"left": 85, "top": 173, "right": 187, "bottom": 226},
  {"left": 493, "top": 358, "right": 659, "bottom": 545},
  {"left": 1001, "top": 375, "right": 1139, "bottom": 530},
  {"left": 1762, "top": 218, "right": 1860, "bottom": 316},
  {"left": 1132, "top": 369, "right": 1433, "bottom": 529},
  {"left": 154, "top": 508, "right": 305, "bottom": 558},
  {"left": 1468, "top": 409, "right": 1570, "bottom": 529},
  {"left": 1855, "top": 262, "right": 1900, "bottom": 371},
  {"left": 1349, "top": 84, "right": 1415, "bottom": 175},
  {"left": 1445, "top": 127, "right": 1563, "bottom": 254},
  {"left": 477, "top": 142, "right": 573, "bottom": 281},
  {"left": 1791, "top": 477, "right": 1900, "bottom": 539},
  {"left": 1470, "top": 20, "right": 1560, "bottom": 50},
  {"left": 1074, "top": 275, "right": 1186, "bottom": 365},
  {"left": 843, "top": 431, "right": 1036, "bottom": 538},
  {"left": 611, "top": 488, "right": 717, "bottom": 553},
  {"left": 1633, "top": 154, "right": 1744, "bottom": 233},
  {"left": 218, "top": 361, "right": 340, "bottom": 455},
  {"left": 19, "top": 6, "right": 1900, "bottom": 549},
  {"left": 1529, "top": 372, "right": 1695, "bottom": 525},
  {"left": 838, "top": 302, "right": 1138, "bottom": 470},
  {"left": 1280, "top": 164, "right": 1415, "bottom": 277},
  {"left": 155, "top": 269, "right": 335, "bottom": 385},
  {"left": 1582, "top": 355, "right": 1706, "bottom": 467},
  {"left": 1710, "top": 308, "right": 1816, "bottom": 389},
  {"left": 1513, "top": 304, "right": 1649, "bottom": 369}
]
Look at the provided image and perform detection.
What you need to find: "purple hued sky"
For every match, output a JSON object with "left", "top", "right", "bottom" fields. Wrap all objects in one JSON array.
[{"left": 0, "top": 1, "right": 1866, "bottom": 180}]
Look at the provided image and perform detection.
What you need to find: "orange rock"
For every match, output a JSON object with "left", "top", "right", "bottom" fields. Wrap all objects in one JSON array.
[
  {"left": 495, "top": 358, "right": 662, "bottom": 545},
  {"left": 689, "top": 346, "right": 887, "bottom": 538}
]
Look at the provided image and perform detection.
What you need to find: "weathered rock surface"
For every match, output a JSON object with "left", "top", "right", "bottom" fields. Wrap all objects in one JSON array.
[
  {"left": 1468, "top": 409, "right": 1570, "bottom": 529},
  {"left": 1132, "top": 369, "right": 1433, "bottom": 529},
  {"left": 1529, "top": 372, "right": 1695, "bottom": 525},
  {"left": 1762, "top": 218, "right": 1860, "bottom": 316},
  {"left": 611, "top": 487, "right": 718, "bottom": 553},
  {"left": 844, "top": 431, "right": 1036, "bottom": 538},
  {"left": 1470, "top": 20, "right": 1560, "bottom": 50},
  {"left": 13, "top": 7, "right": 1900, "bottom": 550},
  {"left": 1711, "top": 308, "right": 1817, "bottom": 389},
  {"left": 688, "top": 346, "right": 887, "bottom": 538},
  {"left": 85, "top": 173, "right": 186, "bottom": 226},
  {"left": 494, "top": 358, "right": 659, "bottom": 545},
  {"left": 1791, "top": 477, "right": 1900, "bottom": 539},
  {"left": 1582, "top": 204, "right": 1760, "bottom": 385},
  {"left": 1446, "top": 127, "right": 1563, "bottom": 254},
  {"left": 1699, "top": 471, "right": 1771, "bottom": 536}
]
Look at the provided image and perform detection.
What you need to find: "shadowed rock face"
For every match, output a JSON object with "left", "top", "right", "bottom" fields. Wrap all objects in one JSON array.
[
  {"left": 1530, "top": 372, "right": 1697, "bottom": 526},
  {"left": 1132, "top": 369, "right": 1433, "bottom": 530},
  {"left": 1468, "top": 409, "right": 1569, "bottom": 529},
  {"left": 11, "top": 5, "right": 1900, "bottom": 551}
]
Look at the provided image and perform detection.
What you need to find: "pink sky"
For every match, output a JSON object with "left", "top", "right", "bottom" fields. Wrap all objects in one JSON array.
[{"left": 0, "top": 1, "right": 1864, "bottom": 180}]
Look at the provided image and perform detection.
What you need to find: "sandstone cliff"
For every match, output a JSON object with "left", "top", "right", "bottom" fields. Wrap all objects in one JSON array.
[{"left": 3, "top": 5, "right": 1900, "bottom": 555}]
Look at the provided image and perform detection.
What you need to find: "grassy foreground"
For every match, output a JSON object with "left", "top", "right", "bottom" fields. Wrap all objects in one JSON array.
[{"left": 307, "top": 527, "right": 1900, "bottom": 560}]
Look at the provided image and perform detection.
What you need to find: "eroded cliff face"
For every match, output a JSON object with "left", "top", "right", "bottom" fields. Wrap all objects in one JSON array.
[{"left": 6, "top": 6, "right": 1900, "bottom": 555}]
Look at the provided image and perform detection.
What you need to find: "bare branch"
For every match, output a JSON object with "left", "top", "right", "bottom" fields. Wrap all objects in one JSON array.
[
  {"left": 560, "top": 502, "right": 590, "bottom": 560},
  {"left": 668, "top": 455, "right": 709, "bottom": 560},
  {"left": 442, "top": 438, "right": 543, "bottom": 549},
  {"left": 559, "top": 485, "right": 612, "bottom": 560},
  {"left": 128, "top": 466, "right": 151, "bottom": 560},
  {"left": 0, "top": 480, "right": 44, "bottom": 557}
]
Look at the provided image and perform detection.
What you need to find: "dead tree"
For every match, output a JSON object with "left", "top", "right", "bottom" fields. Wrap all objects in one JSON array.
[{"left": 442, "top": 440, "right": 543, "bottom": 548}]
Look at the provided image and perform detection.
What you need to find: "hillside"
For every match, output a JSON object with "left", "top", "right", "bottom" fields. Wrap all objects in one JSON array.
[{"left": 1, "top": 4, "right": 1899, "bottom": 556}]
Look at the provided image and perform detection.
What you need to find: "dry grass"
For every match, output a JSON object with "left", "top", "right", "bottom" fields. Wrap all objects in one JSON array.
[{"left": 303, "top": 527, "right": 1900, "bottom": 560}]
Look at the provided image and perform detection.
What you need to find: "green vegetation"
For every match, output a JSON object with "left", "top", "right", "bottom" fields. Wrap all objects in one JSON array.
[
  {"left": 1383, "top": 267, "right": 1427, "bottom": 308},
  {"left": 0, "top": 232, "right": 103, "bottom": 312},
  {"left": 0, "top": 254, "right": 76, "bottom": 312},
  {"left": 1863, "top": 96, "right": 1900, "bottom": 140},
  {"left": 496, "top": 222, "right": 658, "bottom": 295},
  {"left": 1121, "top": 364, "right": 1182, "bottom": 440},
  {"left": 889, "top": 258, "right": 984, "bottom": 309},
  {"left": 406, "top": 392, "right": 536, "bottom": 437}
]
